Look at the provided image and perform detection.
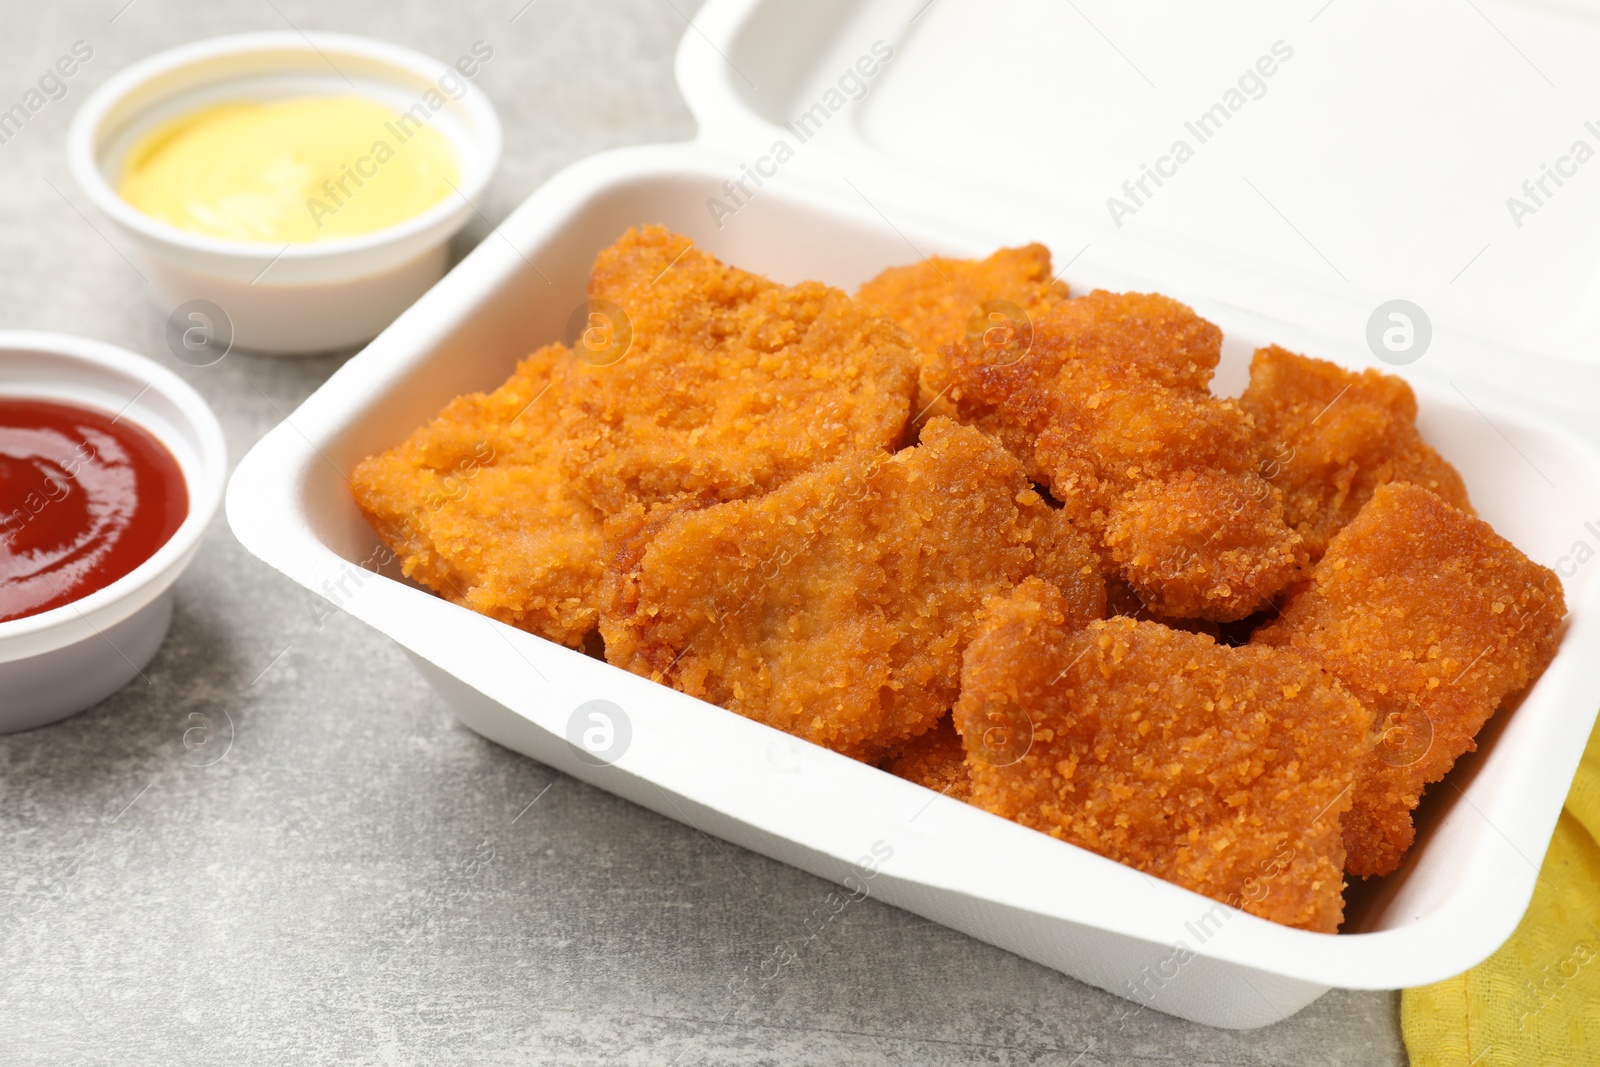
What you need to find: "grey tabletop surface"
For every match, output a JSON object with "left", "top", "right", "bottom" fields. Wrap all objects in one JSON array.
[{"left": 0, "top": 1, "right": 1409, "bottom": 1064}]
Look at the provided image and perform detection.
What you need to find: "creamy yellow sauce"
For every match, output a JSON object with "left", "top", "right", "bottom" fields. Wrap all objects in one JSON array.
[{"left": 118, "top": 96, "right": 458, "bottom": 243}]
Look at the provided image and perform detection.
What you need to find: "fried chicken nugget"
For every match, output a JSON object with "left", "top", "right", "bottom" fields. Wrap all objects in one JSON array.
[
  {"left": 856, "top": 244, "right": 1070, "bottom": 424},
  {"left": 886, "top": 714, "right": 972, "bottom": 802},
  {"left": 1241, "top": 345, "right": 1472, "bottom": 560},
  {"left": 349, "top": 344, "right": 604, "bottom": 647},
  {"left": 1254, "top": 483, "right": 1566, "bottom": 877},
  {"left": 561, "top": 225, "right": 920, "bottom": 512},
  {"left": 354, "top": 226, "right": 919, "bottom": 645},
  {"left": 600, "top": 418, "right": 1105, "bottom": 761},
  {"left": 944, "top": 290, "right": 1303, "bottom": 621},
  {"left": 955, "top": 580, "right": 1371, "bottom": 932},
  {"left": 942, "top": 289, "right": 1222, "bottom": 479}
]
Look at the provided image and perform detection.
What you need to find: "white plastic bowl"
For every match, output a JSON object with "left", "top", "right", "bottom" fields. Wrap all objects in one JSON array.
[
  {"left": 0, "top": 332, "right": 226, "bottom": 732},
  {"left": 67, "top": 33, "right": 502, "bottom": 355}
]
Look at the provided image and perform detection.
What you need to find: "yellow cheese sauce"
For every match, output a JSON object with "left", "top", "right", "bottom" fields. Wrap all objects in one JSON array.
[{"left": 117, "top": 96, "right": 458, "bottom": 243}]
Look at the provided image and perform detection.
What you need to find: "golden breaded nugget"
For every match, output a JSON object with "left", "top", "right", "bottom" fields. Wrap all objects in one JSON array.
[
  {"left": 1103, "top": 469, "right": 1303, "bottom": 621},
  {"left": 349, "top": 344, "right": 603, "bottom": 647},
  {"left": 561, "top": 226, "right": 920, "bottom": 512},
  {"left": 1241, "top": 345, "right": 1472, "bottom": 560},
  {"left": 600, "top": 418, "right": 1104, "bottom": 761},
  {"left": 887, "top": 714, "right": 972, "bottom": 802},
  {"left": 955, "top": 583, "right": 1370, "bottom": 932},
  {"left": 944, "top": 291, "right": 1303, "bottom": 620},
  {"left": 943, "top": 289, "right": 1223, "bottom": 480},
  {"left": 856, "top": 244, "right": 1070, "bottom": 424},
  {"left": 1254, "top": 482, "right": 1565, "bottom": 877}
]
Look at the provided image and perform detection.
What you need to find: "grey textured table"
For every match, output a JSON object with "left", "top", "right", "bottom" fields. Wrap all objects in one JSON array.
[{"left": 0, "top": 2, "right": 1409, "bottom": 1064}]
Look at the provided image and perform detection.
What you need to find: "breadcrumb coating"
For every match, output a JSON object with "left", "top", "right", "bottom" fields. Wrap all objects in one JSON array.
[
  {"left": 562, "top": 225, "right": 920, "bottom": 512},
  {"left": 1103, "top": 469, "right": 1302, "bottom": 622},
  {"left": 349, "top": 344, "right": 604, "bottom": 647},
  {"left": 955, "top": 582, "right": 1371, "bottom": 932},
  {"left": 351, "top": 226, "right": 920, "bottom": 647},
  {"left": 944, "top": 290, "right": 1303, "bottom": 620},
  {"left": 1254, "top": 482, "right": 1565, "bottom": 876},
  {"left": 887, "top": 714, "right": 972, "bottom": 802},
  {"left": 1241, "top": 345, "right": 1472, "bottom": 560},
  {"left": 600, "top": 418, "right": 1104, "bottom": 761},
  {"left": 1102, "top": 576, "right": 1227, "bottom": 642},
  {"left": 942, "top": 289, "right": 1223, "bottom": 480},
  {"left": 856, "top": 244, "right": 1070, "bottom": 425}
]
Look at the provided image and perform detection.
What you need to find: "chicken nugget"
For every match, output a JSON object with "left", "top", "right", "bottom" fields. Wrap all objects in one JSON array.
[
  {"left": 561, "top": 225, "right": 920, "bottom": 512},
  {"left": 887, "top": 714, "right": 972, "bottom": 802},
  {"left": 1103, "top": 469, "right": 1302, "bottom": 621},
  {"left": 943, "top": 289, "right": 1224, "bottom": 480},
  {"left": 349, "top": 344, "right": 604, "bottom": 647},
  {"left": 944, "top": 290, "right": 1303, "bottom": 620},
  {"left": 856, "top": 244, "right": 1070, "bottom": 425},
  {"left": 600, "top": 418, "right": 1105, "bottom": 761},
  {"left": 955, "top": 583, "right": 1370, "bottom": 932},
  {"left": 1254, "top": 482, "right": 1565, "bottom": 876},
  {"left": 1241, "top": 345, "right": 1472, "bottom": 560}
]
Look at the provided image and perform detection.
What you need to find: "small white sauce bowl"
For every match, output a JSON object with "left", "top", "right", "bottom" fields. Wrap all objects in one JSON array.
[
  {"left": 0, "top": 332, "right": 226, "bottom": 732},
  {"left": 67, "top": 32, "right": 503, "bottom": 355}
]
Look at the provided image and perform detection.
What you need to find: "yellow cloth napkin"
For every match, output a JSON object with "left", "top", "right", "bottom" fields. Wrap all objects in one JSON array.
[{"left": 1402, "top": 717, "right": 1600, "bottom": 1065}]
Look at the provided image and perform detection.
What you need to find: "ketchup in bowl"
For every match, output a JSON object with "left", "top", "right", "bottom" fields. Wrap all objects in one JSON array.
[{"left": 0, "top": 398, "right": 188, "bottom": 623}]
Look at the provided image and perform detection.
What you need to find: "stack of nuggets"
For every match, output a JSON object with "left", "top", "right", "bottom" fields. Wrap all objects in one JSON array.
[
  {"left": 602, "top": 418, "right": 1104, "bottom": 761},
  {"left": 929, "top": 288, "right": 1305, "bottom": 621},
  {"left": 353, "top": 230, "right": 1567, "bottom": 932},
  {"left": 351, "top": 225, "right": 920, "bottom": 648}
]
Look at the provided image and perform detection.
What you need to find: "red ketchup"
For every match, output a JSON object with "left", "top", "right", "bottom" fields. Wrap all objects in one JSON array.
[{"left": 0, "top": 398, "right": 188, "bottom": 624}]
